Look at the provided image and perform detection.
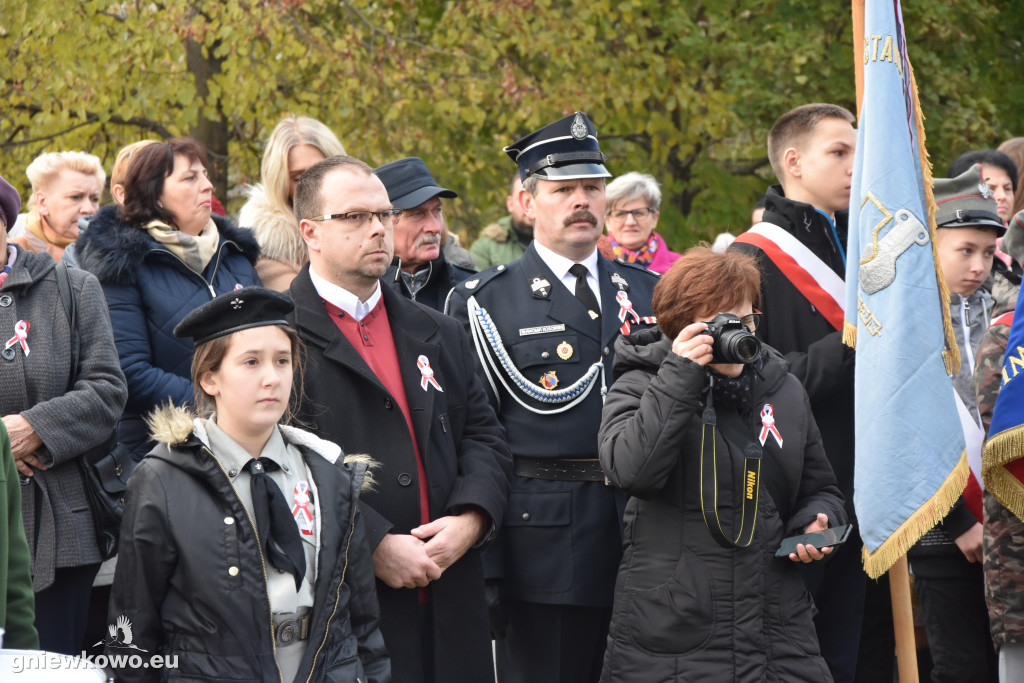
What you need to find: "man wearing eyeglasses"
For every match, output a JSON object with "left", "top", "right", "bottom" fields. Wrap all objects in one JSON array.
[
  {"left": 373, "top": 157, "right": 477, "bottom": 312},
  {"left": 287, "top": 155, "right": 512, "bottom": 683},
  {"left": 447, "top": 112, "right": 660, "bottom": 683}
]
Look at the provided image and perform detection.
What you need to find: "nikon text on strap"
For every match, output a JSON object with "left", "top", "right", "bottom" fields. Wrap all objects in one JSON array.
[{"left": 699, "top": 376, "right": 763, "bottom": 549}]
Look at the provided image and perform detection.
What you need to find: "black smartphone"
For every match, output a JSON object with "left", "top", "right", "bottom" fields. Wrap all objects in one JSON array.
[{"left": 775, "top": 524, "right": 853, "bottom": 558}]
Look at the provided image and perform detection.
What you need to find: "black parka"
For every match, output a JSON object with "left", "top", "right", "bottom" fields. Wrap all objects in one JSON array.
[
  {"left": 107, "top": 407, "right": 390, "bottom": 682},
  {"left": 598, "top": 329, "right": 846, "bottom": 682}
]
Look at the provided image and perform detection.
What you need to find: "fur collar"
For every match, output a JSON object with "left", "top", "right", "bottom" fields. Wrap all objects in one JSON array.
[
  {"left": 146, "top": 403, "right": 376, "bottom": 489},
  {"left": 76, "top": 204, "right": 261, "bottom": 286},
  {"left": 237, "top": 184, "right": 307, "bottom": 269}
]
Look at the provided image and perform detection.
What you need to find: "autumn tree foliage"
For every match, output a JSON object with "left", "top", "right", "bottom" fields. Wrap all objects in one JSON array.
[{"left": 1, "top": 1, "right": 1020, "bottom": 248}]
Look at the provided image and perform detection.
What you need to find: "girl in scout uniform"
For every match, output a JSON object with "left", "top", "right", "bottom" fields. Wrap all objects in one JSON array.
[{"left": 107, "top": 287, "right": 389, "bottom": 682}]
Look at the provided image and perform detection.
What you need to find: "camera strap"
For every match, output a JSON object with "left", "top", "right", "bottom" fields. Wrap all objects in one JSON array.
[{"left": 699, "top": 376, "right": 763, "bottom": 549}]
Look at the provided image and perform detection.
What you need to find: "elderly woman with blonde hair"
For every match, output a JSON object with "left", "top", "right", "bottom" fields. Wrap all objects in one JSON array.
[
  {"left": 10, "top": 151, "right": 104, "bottom": 261},
  {"left": 598, "top": 171, "right": 682, "bottom": 273},
  {"left": 238, "top": 116, "right": 346, "bottom": 289}
]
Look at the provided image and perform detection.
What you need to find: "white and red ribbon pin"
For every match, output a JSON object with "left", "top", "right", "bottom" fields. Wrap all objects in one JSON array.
[
  {"left": 292, "top": 481, "right": 315, "bottom": 536},
  {"left": 615, "top": 291, "right": 656, "bottom": 335},
  {"left": 417, "top": 355, "right": 444, "bottom": 392},
  {"left": 5, "top": 320, "right": 30, "bottom": 356},
  {"left": 759, "top": 403, "right": 783, "bottom": 448}
]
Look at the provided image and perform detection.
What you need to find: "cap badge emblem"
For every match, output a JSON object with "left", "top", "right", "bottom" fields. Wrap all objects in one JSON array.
[
  {"left": 230, "top": 297, "right": 244, "bottom": 310},
  {"left": 979, "top": 183, "right": 994, "bottom": 199},
  {"left": 570, "top": 113, "right": 588, "bottom": 141}
]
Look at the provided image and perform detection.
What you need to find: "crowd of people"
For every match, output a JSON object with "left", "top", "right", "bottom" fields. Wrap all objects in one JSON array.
[{"left": 0, "top": 104, "right": 1021, "bottom": 683}]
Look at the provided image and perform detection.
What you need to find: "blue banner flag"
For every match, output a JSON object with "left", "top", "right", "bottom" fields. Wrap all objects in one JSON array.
[
  {"left": 845, "top": 0, "right": 968, "bottom": 578},
  {"left": 982, "top": 284, "right": 1024, "bottom": 519}
]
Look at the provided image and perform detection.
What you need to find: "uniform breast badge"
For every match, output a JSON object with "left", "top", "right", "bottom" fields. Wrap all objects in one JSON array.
[
  {"left": 291, "top": 482, "right": 315, "bottom": 536},
  {"left": 556, "top": 341, "right": 573, "bottom": 360},
  {"left": 540, "top": 371, "right": 559, "bottom": 389}
]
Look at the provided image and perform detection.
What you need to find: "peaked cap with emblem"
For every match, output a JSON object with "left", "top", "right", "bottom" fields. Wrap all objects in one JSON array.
[
  {"left": 374, "top": 156, "right": 458, "bottom": 211},
  {"left": 504, "top": 111, "right": 610, "bottom": 182},
  {"left": 174, "top": 287, "right": 295, "bottom": 345},
  {"left": 933, "top": 163, "right": 1006, "bottom": 234}
]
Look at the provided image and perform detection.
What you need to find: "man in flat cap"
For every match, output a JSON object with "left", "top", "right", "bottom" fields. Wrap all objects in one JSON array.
[
  {"left": 447, "top": 112, "right": 660, "bottom": 683},
  {"left": 375, "top": 157, "right": 476, "bottom": 312},
  {"left": 288, "top": 155, "right": 512, "bottom": 683}
]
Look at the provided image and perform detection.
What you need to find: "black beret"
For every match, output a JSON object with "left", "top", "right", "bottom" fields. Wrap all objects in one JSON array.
[{"left": 173, "top": 287, "right": 294, "bottom": 345}]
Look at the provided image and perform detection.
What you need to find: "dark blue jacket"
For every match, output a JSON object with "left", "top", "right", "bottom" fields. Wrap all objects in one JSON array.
[{"left": 76, "top": 205, "right": 261, "bottom": 462}]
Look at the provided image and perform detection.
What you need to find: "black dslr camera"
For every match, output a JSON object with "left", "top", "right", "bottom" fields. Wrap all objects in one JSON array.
[{"left": 702, "top": 313, "right": 761, "bottom": 364}]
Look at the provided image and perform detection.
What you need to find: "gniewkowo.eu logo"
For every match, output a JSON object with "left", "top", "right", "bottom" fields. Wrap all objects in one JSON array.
[{"left": 9, "top": 650, "right": 178, "bottom": 674}]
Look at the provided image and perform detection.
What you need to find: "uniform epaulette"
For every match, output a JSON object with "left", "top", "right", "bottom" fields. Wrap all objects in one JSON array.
[
  {"left": 611, "top": 259, "right": 661, "bottom": 279},
  {"left": 457, "top": 263, "right": 509, "bottom": 294}
]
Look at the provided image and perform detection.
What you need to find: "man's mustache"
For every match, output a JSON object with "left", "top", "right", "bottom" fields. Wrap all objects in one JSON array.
[
  {"left": 415, "top": 233, "right": 442, "bottom": 248},
  {"left": 564, "top": 210, "right": 598, "bottom": 227}
]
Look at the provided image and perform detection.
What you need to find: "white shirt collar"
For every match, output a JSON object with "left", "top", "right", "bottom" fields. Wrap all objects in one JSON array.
[
  {"left": 533, "top": 241, "right": 600, "bottom": 282},
  {"left": 308, "top": 265, "right": 381, "bottom": 321}
]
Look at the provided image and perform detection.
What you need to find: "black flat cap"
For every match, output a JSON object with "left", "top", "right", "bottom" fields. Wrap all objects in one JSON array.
[
  {"left": 934, "top": 163, "right": 1006, "bottom": 234},
  {"left": 375, "top": 157, "right": 457, "bottom": 211},
  {"left": 174, "top": 287, "right": 294, "bottom": 345},
  {"left": 504, "top": 112, "right": 610, "bottom": 183}
]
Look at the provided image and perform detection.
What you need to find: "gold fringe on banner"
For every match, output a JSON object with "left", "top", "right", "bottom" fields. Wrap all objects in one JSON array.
[
  {"left": 982, "top": 425, "right": 1024, "bottom": 520},
  {"left": 908, "top": 61, "right": 960, "bottom": 376},
  {"left": 843, "top": 320, "right": 858, "bottom": 349},
  {"left": 862, "top": 453, "right": 970, "bottom": 579}
]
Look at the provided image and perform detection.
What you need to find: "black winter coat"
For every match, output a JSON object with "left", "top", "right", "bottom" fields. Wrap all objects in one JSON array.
[
  {"left": 731, "top": 186, "right": 856, "bottom": 517},
  {"left": 107, "top": 409, "right": 389, "bottom": 682},
  {"left": 598, "top": 329, "right": 846, "bottom": 682},
  {"left": 382, "top": 252, "right": 475, "bottom": 313},
  {"left": 289, "top": 268, "right": 511, "bottom": 683},
  {"left": 76, "top": 206, "right": 261, "bottom": 463}
]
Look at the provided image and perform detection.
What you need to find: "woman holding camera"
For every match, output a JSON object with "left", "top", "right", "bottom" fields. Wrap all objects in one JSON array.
[{"left": 597, "top": 246, "right": 845, "bottom": 682}]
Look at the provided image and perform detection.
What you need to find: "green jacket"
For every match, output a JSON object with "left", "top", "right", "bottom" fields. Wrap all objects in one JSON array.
[
  {"left": 0, "top": 422, "right": 38, "bottom": 649},
  {"left": 469, "top": 216, "right": 528, "bottom": 270}
]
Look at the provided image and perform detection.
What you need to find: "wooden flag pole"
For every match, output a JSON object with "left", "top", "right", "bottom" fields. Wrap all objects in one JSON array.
[
  {"left": 852, "top": 2, "right": 918, "bottom": 681},
  {"left": 889, "top": 555, "right": 919, "bottom": 681}
]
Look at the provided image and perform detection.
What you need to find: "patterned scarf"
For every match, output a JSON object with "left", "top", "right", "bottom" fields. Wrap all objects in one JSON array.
[
  {"left": 146, "top": 218, "right": 220, "bottom": 274},
  {"left": 610, "top": 233, "right": 661, "bottom": 266}
]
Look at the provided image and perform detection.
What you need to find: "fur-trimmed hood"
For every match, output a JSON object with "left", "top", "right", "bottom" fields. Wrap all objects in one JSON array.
[
  {"left": 146, "top": 403, "right": 376, "bottom": 490},
  {"left": 237, "top": 184, "right": 307, "bottom": 270},
  {"left": 76, "top": 204, "right": 261, "bottom": 286}
]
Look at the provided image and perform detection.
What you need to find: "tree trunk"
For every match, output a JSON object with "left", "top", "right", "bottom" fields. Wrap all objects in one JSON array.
[{"left": 185, "top": 39, "right": 229, "bottom": 206}]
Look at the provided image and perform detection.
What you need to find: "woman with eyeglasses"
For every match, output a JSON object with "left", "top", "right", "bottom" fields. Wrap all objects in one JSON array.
[
  {"left": 597, "top": 246, "right": 845, "bottom": 682},
  {"left": 77, "top": 137, "right": 261, "bottom": 466},
  {"left": 599, "top": 172, "right": 682, "bottom": 274}
]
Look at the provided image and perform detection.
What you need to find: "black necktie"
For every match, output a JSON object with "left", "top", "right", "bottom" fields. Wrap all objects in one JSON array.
[
  {"left": 245, "top": 458, "right": 306, "bottom": 591},
  {"left": 568, "top": 263, "right": 601, "bottom": 322}
]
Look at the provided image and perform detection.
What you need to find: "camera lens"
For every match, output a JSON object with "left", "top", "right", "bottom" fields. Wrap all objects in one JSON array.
[{"left": 718, "top": 329, "right": 762, "bottom": 364}]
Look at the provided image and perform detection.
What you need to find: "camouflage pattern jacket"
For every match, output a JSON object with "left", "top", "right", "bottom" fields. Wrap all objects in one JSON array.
[{"left": 977, "top": 226, "right": 1024, "bottom": 646}]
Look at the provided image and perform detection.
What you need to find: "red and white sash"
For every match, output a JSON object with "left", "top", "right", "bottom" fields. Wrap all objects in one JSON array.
[
  {"left": 734, "top": 222, "right": 846, "bottom": 331},
  {"left": 954, "top": 391, "right": 985, "bottom": 521}
]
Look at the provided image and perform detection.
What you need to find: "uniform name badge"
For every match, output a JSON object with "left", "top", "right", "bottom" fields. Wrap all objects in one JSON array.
[
  {"left": 292, "top": 481, "right": 315, "bottom": 536},
  {"left": 759, "top": 404, "right": 783, "bottom": 448}
]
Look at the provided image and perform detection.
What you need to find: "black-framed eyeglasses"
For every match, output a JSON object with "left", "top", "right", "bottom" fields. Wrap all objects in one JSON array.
[
  {"left": 740, "top": 312, "right": 763, "bottom": 331},
  {"left": 308, "top": 209, "right": 401, "bottom": 229},
  {"left": 606, "top": 207, "right": 657, "bottom": 222}
]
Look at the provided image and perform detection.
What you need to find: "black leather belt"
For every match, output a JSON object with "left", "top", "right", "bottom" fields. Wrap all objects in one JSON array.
[
  {"left": 514, "top": 457, "right": 606, "bottom": 482},
  {"left": 274, "top": 612, "right": 311, "bottom": 646}
]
